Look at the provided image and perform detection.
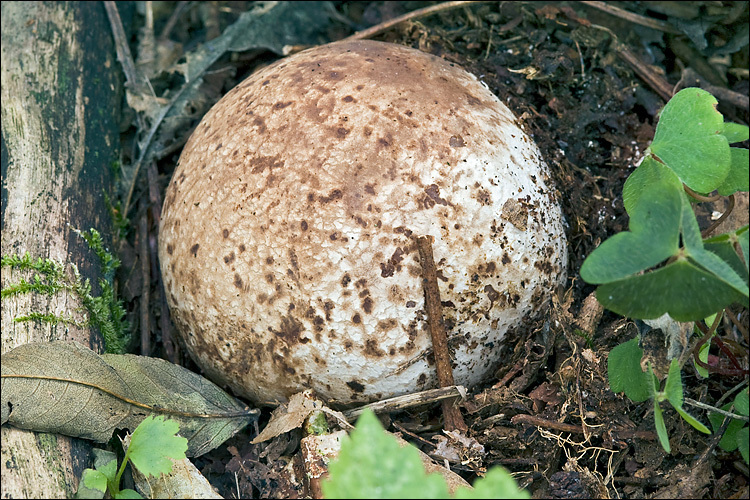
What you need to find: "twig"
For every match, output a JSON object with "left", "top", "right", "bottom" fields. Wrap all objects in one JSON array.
[
  {"left": 714, "top": 380, "right": 749, "bottom": 409},
  {"left": 511, "top": 414, "right": 585, "bottom": 434},
  {"left": 677, "top": 67, "right": 750, "bottom": 111},
  {"left": 614, "top": 45, "right": 674, "bottom": 102},
  {"left": 580, "top": 1, "right": 681, "bottom": 34},
  {"left": 669, "top": 37, "right": 727, "bottom": 87},
  {"left": 392, "top": 421, "right": 438, "bottom": 450},
  {"left": 692, "top": 413, "right": 732, "bottom": 474},
  {"left": 160, "top": 1, "right": 194, "bottom": 40},
  {"left": 416, "top": 236, "right": 467, "bottom": 433},
  {"left": 138, "top": 199, "right": 150, "bottom": 355},
  {"left": 684, "top": 398, "right": 749, "bottom": 422},
  {"left": 104, "top": 1, "right": 139, "bottom": 89},
  {"left": 343, "top": 1, "right": 492, "bottom": 41},
  {"left": 342, "top": 385, "right": 466, "bottom": 421}
]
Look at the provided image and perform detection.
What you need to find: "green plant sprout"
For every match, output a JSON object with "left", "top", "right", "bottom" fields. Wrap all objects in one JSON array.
[
  {"left": 584, "top": 88, "right": 749, "bottom": 456},
  {"left": 76, "top": 415, "right": 188, "bottom": 499},
  {"left": 608, "top": 339, "right": 711, "bottom": 453},
  {"left": 322, "top": 409, "right": 530, "bottom": 499},
  {"left": 1, "top": 228, "right": 130, "bottom": 353},
  {"left": 707, "top": 388, "right": 749, "bottom": 464},
  {"left": 581, "top": 88, "right": 748, "bottom": 320}
]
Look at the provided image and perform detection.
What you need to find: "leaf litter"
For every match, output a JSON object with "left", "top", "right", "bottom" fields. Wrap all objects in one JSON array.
[{"left": 1, "top": 341, "right": 257, "bottom": 457}]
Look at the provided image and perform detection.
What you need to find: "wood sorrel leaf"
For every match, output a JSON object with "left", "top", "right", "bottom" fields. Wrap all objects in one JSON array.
[
  {"left": 595, "top": 258, "right": 746, "bottom": 321},
  {"left": 649, "top": 87, "right": 730, "bottom": 193},
  {"left": 79, "top": 470, "right": 108, "bottom": 498},
  {"left": 580, "top": 158, "right": 682, "bottom": 284},
  {"left": 704, "top": 227, "right": 750, "bottom": 282},
  {"left": 681, "top": 196, "right": 749, "bottom": 298},
  {"left": 454, "top": 467, "right": 531, "bottom": 499},
  {"left": 740, "top": 227, "right": 749, "bottom": 270},
  {"left": 722, "top": 122, "right": 749, "bottom": 143},
  {"left": 717, "top": 147, "right": 749, "bottom": 196}
]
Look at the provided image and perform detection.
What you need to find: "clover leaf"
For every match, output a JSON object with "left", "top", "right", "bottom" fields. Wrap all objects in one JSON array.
[
  {"left": 580, "top": 157, "right": 682, "bottom": 284},
  {"left": 649, "top": 88, "right": 730, "bottom": 193}
]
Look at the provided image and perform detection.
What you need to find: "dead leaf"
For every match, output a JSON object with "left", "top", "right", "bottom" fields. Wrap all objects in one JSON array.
[
  {"left": 251, "top": 390, "right": 320, "bottom": 444},
  {"left": 1, "top": 341, "right": 258, "bottom": 456}
]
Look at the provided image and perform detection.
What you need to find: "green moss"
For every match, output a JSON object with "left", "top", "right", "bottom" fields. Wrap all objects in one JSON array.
[
  {"left": 14, "top": 311, "right": 84, "bottom": 327},
  {"left": 35, "top": 432, "right": 73, "bottom": 494},
  {"left": 1, "top": 228, "right": 130, "bottom": 354}
]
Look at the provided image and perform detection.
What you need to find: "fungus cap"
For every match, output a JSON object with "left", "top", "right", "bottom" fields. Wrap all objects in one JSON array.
[{"left": 159, "top": 40, "right": 567, "bottom": 406}]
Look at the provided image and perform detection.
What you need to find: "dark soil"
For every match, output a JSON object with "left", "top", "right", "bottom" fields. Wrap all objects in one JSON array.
[{"left": 118, "top": 2, "right": 749, "bottom": 498}]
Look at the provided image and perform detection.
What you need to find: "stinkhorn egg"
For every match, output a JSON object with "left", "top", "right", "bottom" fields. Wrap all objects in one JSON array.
[{"left": 159, "top": 40, "right": 567, "bottom": 406}]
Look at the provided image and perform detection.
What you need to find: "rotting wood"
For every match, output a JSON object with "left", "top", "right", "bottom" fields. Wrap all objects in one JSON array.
[
  {"left": 342, "top": 385, "right": 466, "bottom": 421},
  {"left": 416, "top": 235, "right": 468, "bottom": 433},
  {"left": 1, "top": 1, "right": 123, "bottom": 497}
]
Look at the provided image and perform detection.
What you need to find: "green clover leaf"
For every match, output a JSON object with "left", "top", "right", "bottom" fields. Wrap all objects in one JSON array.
[{"left": 649, "top": 88, "right": 730, "bottom": 193}]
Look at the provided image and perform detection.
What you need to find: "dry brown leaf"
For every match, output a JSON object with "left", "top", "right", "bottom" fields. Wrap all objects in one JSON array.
[{"left": 1, "top": 341, "right": 257, "bottom": 457}]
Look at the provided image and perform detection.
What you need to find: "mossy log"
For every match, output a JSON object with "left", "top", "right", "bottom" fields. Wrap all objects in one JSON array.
[{"left": 1, "top": 1, "right": 122, "bottom": 497}]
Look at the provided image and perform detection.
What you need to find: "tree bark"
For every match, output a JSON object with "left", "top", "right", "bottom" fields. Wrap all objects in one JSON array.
[{"left": 1, "top": 1, "right": 123, "bottom": 497}]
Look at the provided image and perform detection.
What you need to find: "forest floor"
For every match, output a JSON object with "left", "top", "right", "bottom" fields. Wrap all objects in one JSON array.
[{"left": 117, "top": 2, "right": 749, "bottom": 498}]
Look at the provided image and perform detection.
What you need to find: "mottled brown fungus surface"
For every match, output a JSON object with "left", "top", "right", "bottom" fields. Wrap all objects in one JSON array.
[{"left": 159, "top": 40, "right": 567, "bottom": 406}]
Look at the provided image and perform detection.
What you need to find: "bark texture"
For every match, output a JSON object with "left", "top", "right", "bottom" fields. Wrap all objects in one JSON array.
[{"left": 1, "top": 1, "right": 122, "bottom": 497}]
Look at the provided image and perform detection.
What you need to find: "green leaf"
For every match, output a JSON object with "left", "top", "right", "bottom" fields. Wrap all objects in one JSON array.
[
  {"left": 649, "top": 87, "right": 730, "bottom": 193},
  {"left": 708, "top": 404, "right": 746, "bottom": 452},
  {"left": 93, "top": 448, "right": 119, "bottom": 494},
  {"left": 322, "top": 409, "right": 451, "bottom": 499},
  {"left": 78, "top": 469, "right": 108, "bottom": 499},
  {"left": 740, "top": 227, "right": 749, "bottom": 272},
  {"left": 681, "top": 196, "right": 750, "bottom": 298},
  {"left": 664, "top": 359, "right": 683, "bottom": 408},
  {"left": 607, "top": 338, "right": 652, "bottom": 402},
  {"left": 125, "top": 416, "right": 188, "bottom": 479},
  {"left": 580, "top": 158, "right": 682, "bottom": 284},
  {"left": 673, "top": 406, "right": 711, "bottom": 434},
  {"left": 704, "top": 232, "right": 750, "bottom": 285},
  {"left": 454, "top": 467, "right": 530, "bottom": 499},
  {"left": 735, "top": 389, "right": 749, "bottom": 416},
  {"left": 717, "top": 148, "right": 750, "bottom": 196},
  {"left": 688, "top": 245, "right": 750, "bottom": 299},
  {"left": 595, "top": 258, "right": 745, "bottom": 321},
  {"left": 115, "top": 489, "right": 143, "bottom": 499},
  {"left": 76, "top": 448, "right": 118, "bottom": 498},
  {"left": 737, "top": 427, "right": 749, "bottom": 464},
  {"left": 653, "top": 401, "right": 671, "bottom": 453},
  {"left": 722, "top": 122, "right": 749, "bottom": 143}
]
